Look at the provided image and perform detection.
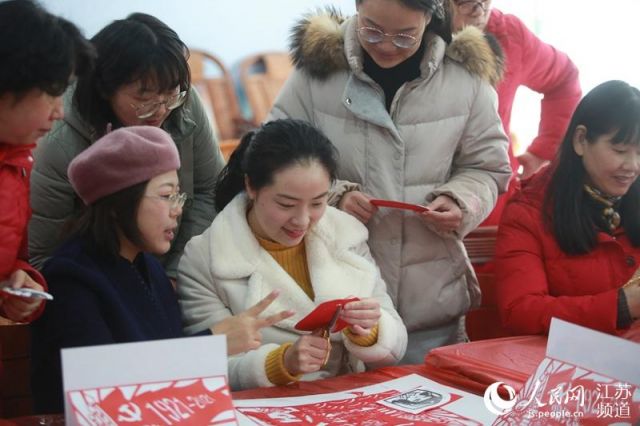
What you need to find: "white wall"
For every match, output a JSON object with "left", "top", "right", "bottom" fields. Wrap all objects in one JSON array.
[
  {"left": 41, "top": 0, "right": 639, "bottom": 88},
  {"left": 40, "top": 0, "right": 640, "bottom": 150},
  {"left": 40, "top": 0, "right": 356, "bottom": 68}
]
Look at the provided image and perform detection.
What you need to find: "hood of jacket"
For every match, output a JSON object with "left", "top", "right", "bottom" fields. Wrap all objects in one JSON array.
[{"left": 289, "top": 7, "right": 504, "bottom": 86}]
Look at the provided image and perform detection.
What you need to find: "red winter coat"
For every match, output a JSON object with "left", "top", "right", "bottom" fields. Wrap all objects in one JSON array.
[
  {"left": 482, "top": 9, "right": 582, "bottom": 226},
  {"left": 0, "top": 143, "right": 46, "bottom": 322},
  {"left": 495, "top": 170, "right": 640, "bottom": 335}
]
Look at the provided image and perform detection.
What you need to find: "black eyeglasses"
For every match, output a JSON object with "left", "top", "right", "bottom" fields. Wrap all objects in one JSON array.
[
  {"left": 357, "top": 26, "right": 419, "bottom": 49},
  {"left": 455, "top": 0, "right": 489, "bottom": 15}
]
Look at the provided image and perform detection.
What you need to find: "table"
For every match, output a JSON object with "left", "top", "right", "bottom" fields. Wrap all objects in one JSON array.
[{"left": 6, "top": 364, "right": 478, "bottom": 425}]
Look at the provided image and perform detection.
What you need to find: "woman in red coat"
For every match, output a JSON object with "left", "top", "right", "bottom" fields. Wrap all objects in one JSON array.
[
  {"left": 495, "top": 80, "right": 640, "bottom": 336},
  {"left": 450, "top": 1, "right": 582, "bottom": 226},
  {"left": 0, "top": 0, "right": 93, "bottom": 322}
]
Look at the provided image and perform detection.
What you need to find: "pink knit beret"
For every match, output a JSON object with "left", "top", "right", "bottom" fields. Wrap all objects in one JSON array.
[{"left": 68, "top": 126, "right": 180, "bottom": 205}]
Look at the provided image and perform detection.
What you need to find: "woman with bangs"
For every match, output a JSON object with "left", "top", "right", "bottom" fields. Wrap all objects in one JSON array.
[
  {"left": 29, "top": 13, "right": 225, "bottom": 280},
  {"left": 495, "top": 80, "right": 640, "bottom": 336}
]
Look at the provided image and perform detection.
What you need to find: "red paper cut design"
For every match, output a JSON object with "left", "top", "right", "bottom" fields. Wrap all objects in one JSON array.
[
  {"left": 238, "top": 389, "right": 477, "bottom": 425},
  {"left": 68, "top": 376, "right": 236, "bottom": 425}
]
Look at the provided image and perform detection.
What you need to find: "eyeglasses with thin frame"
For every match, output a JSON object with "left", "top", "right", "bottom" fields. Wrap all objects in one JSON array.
[
  {"left": 144, "top": 192, "right": 188, "bottom": 210},
  {"left": 357, "top": 26, "right": 419, "bottom": 49},
  {"left": 130, "top": 91, "right": 187, "bottom": 119},
  {"left": 455, "top": 0, "right": 489, "bottom": 15}
]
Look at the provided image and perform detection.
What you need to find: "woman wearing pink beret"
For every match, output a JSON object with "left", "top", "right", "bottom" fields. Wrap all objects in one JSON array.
[{"left": 30, "top": 126, "right": 292, "bottom": 414}]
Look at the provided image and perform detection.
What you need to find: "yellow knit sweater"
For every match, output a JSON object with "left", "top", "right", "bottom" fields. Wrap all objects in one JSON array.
[{"left": 257, "top": 236, "right": 379, "bottom": 385}]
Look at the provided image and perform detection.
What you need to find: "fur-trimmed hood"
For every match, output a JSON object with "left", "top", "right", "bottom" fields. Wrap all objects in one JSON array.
[{"left": 289, "top": 7, "right": 504, "bottom": 86}]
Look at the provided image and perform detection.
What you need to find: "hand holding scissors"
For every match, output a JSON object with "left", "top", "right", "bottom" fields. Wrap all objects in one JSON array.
[{"left": 284, "top": 305, "right": 343, "bottom": 375}]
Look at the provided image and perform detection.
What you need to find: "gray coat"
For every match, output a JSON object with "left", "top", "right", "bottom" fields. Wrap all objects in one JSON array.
[
  {"left": 269, "top": 12, "right": 511, "bottom": 334},
  {"left": 29, "top": 87, "right": 225, "bottom": 278}
]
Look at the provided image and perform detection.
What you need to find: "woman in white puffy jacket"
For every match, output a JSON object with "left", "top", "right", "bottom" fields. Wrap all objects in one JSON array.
[{"left": 177, "top": 119, "right": 407, "bottom": 390}]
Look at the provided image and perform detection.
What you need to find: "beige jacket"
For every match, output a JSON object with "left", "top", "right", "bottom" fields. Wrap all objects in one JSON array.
[{"left": 269, "top": 10, "right": 511, "bottom": 332}]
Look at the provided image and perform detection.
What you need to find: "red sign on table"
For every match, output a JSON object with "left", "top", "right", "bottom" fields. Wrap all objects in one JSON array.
[{"left": 67, "top": 376, "right": 236, "bottom": 425}]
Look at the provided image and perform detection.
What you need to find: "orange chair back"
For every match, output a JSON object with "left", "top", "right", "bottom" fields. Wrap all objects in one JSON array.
[{"left": 240, "top": 52, "right": 293, "bottom": 126}]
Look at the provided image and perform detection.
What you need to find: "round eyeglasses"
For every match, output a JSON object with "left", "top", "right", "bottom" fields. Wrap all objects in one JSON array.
[
  {"left": 455, "top": 0, "right": 489, "bottom": 15},
  {"left": 144, "top": 192, "right": 188, "bottom": 210},
  {"left": 130, "top": 91, "right": 187, "bottom": 119},
  {"left": 357, "top": 26, "right": 419, "bottom": 49}
]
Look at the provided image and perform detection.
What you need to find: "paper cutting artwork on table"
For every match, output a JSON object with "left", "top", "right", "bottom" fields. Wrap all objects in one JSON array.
[
  {"left": 491, "top": 319, "right": 640, "bottom": 425},
  {"left": 493, "top": 360, "right": 639, "bottom": 425},
  {"left": 234, "top": 374, "right": 496, "bottom": 425},
  {"left": 68, "top": 376, "right": 237, "bottom": 426}
]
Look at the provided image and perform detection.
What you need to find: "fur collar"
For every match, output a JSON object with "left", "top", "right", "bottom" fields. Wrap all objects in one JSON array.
[
  {"left": 206, "top": 193, "right": 378, "bottom": 328},
  {"left": 289, "top": 7, "right": 504, "bottom": 86}
]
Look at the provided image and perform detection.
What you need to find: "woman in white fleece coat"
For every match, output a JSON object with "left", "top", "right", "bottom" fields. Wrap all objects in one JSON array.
[{"left": 178, "top": 119, "right": 407, "bottom": 390}]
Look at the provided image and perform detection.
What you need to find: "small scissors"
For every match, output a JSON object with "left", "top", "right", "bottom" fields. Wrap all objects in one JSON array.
[{"left": 320, "top": 305, "right": 342, "bottom": 366}]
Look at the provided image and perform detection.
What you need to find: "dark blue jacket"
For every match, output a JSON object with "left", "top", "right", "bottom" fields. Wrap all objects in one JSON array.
[{"left": 31, "top": 236, "right": 192, "bottom": 414}]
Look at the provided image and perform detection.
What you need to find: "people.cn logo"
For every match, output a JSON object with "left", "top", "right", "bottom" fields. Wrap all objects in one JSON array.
[{"left": 483, "top": 382, "right": 517, "bottom": 415}]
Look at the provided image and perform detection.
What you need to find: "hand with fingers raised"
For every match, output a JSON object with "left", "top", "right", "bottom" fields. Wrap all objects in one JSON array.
[{"left": 210, "top": 290, "right": 294, "bottom": 356}]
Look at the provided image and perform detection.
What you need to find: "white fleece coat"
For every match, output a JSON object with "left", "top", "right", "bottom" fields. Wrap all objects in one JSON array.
[{"left": 177, "top": 193, "right": 407, "bottom": 390}]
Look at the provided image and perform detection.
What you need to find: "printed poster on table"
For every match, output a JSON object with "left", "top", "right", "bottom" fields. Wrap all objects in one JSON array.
[
  {"left": 62, "top": 335, "right": 234, "bottom": 425},
  {"left": 234, "top": 374, "right": 497, "bottom": 425},
  {"left": 491, "top": 318, "right": 640, "bottom": 425}
]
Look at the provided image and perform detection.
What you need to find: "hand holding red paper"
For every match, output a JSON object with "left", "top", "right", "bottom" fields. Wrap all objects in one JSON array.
[
  {"left": 341, "top": 297, "right": 381, "bottom": 335},
  {"left": 295, "top": 297, "right": 360, "bottom": 333},
  {"left": 419, "top": 195, "right": 463, "bottom": 233},
  {"left": 339, "top": 191, "right": 377, "bottom": 224},
  {"left": 290, "top": 298, "right": 360, "bottom": 374}
]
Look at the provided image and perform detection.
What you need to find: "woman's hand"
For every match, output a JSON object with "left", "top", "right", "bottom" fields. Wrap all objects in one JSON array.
[
  {"left": 210, "top": 290, "right": 294, "bottom": 356},
  {"left": 419, "top": 195, "right": 463, "bottom": 234},
  {"left": 624, "top": 280, "right": 640, "bottom": 320},
  {"left": 517, "top": 151, "right": 548, "bottom": 179},
  {"left": 283, "top": 332, "right": 329, "bottom": 375},
  {"left": 0, "top": 270, "right": 45, "bottom": 322},
  {"left": 338, "top": 191, "right": 378, "bottom": 224},
  {"left": 342, "top": 298, "right": 381, "bottom": 335}
]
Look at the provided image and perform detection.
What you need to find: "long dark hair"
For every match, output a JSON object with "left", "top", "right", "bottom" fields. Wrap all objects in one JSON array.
[
  {"left": 73, "top": 13, "right": 190, "bottom": 137},
  {"left": 544, "top": 80, "right": 640, "bottom": 254},
  {"left": 355, "top": 0, "right": 451, "bottom": 43},
  {"left": 66, "top": 182, "right": 147, "bottom": 259},
  {"left": 214, "top": 119, "right": 339, "bottom": 211}
]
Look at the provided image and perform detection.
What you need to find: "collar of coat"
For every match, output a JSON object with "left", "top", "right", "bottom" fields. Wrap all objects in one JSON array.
[
  {"left": 0, "top": 143, "right": 35, "bottom": 167},
  {"left": 60, "top": 84, "right": 199, "bottom": 143},
  {"left": 289, "top": 7, "right": 504, "bottom": 87},
  {"left": 207, "top": 193, "right": 379, "bottom": 323}
]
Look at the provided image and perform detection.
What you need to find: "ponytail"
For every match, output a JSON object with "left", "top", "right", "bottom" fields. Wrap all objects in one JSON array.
[
  {"left": 214, "top": 130, "right": 255, "bottom": 211},
  {"left": 214, "top": 119, "right": 338, "bottom": 213}
]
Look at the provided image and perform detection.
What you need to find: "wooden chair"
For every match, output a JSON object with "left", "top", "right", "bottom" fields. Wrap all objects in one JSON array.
[
  {"left": 0, "top": 319, "right": 33, "bottom": 418},
  {"left": 462, "top": 225, "right": 498, "bottom": 264},
  {"left": 188, "top": 49, "right": 245, "bottom": 160},
  {"left": 462, "top": 226, "right": 511, "bottom": 340},
  {"left": 239, "top": 52, "right": 293, "bottom": 126}
]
